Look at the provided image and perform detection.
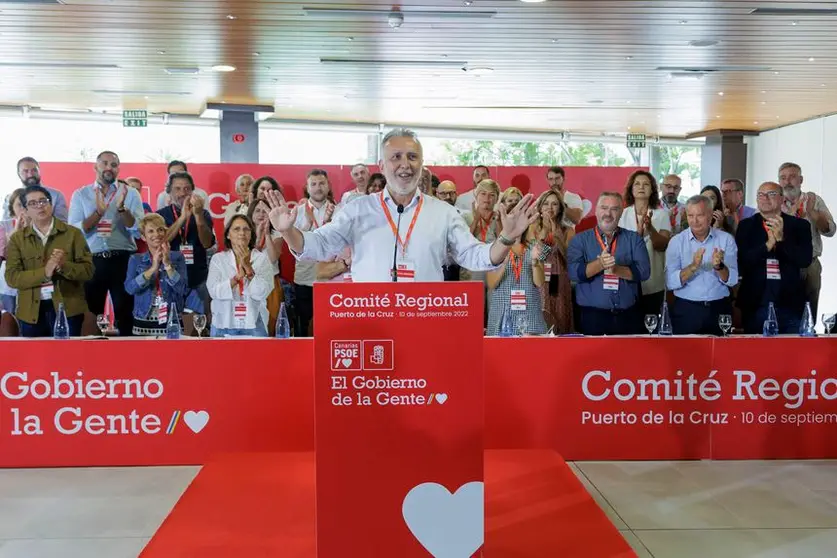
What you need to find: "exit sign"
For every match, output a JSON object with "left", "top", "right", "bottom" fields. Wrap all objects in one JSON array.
[
  {"left": 123, "top": 110, "right": 148, "bottom": 128},
  {"left": 627, "top": 133, "right": 646, "bottom": 149}
]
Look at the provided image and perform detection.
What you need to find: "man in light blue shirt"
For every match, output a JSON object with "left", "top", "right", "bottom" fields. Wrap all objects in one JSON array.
[
  {"left": 665, "top": 194, "right": 739, "bottom": 335},
  {"left": 2, "top": 157, "right": 68, "bottom": 221},
  {"left": 68, "top": 150, "right": 145, "bottom": 336}
]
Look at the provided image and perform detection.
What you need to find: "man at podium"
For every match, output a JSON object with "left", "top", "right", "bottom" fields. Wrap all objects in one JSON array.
[{"left": 266, "top": 128, "right": 537, "bottom": 282}]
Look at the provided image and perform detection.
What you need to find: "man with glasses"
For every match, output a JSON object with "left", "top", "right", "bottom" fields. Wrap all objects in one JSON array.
[
  {"left": 68, "top": 151, "right": 145, "bottom": 336},
  {"left": 660, "top": 174, "right": 687, "bottom": 235},
  {"left": 720, "top": 178, "right": 756, "bottom": 235},
  {"left": 735, "top": 181, "right": 812, "bottom": 334},
  {"left": 778, "top": 162, "right": 835, "bottom": 319},
  {"left": 2, "top": 157, "right": 68, "bottom": 221},
  {"left": 4, "top": 185, "right": 93, "bottom": 337}
]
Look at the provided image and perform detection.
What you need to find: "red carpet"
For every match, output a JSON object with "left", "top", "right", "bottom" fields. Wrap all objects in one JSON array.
[{"left": 141, "top": 450, "right": 635, "bottom": 558}]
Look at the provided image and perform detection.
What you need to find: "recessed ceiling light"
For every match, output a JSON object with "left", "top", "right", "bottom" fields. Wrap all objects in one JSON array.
[
  {"left": 679, "top": 19, "right": 688, "bottom": 24},
  {"left": 776, "top": 115, "right": 781, "bottom": 119},
  {"left": 774, "top": 71, "right": 780, "bottom": 75},
  {"left": 822, "top": 83, "right": 827, "bottom": 87},
  {"left": 226, "top": 14, "right": 237, "bottom": 20},
  {"left": 625, "top": 56, "right": 633, "bottom": 60},
  {"left": 157, "top": 50, "right": 166, "bottom": 55},
  {"left": 791, "top": 20, "right": 798, "bottom": 25},
  {"left": 253, "top": 52, "right": 261, "bottom": 56},
  {"left": 657, "top": 114, "right": 661, "bottom": 118},
  {"left": 716, "top": 115, "right": 721, "bottom": 118},
  {"left": 464, "top": 0, "right": 473, "bottom": 5},
  {"left": 689, "top": 40, "right": 719, "bottom": 47},
  {"left": 347, "top": 37, "right": 354, "bottom": 41},
  {"left": 761, "top": 90, "right": 766, "bottom": 94},
  {"left": 627, "top": 126, "right": 632, "bottom": 130},
  {"left": 551, "top": 38, "right": 559, "bottom": 43},
  {"left": 761, "top": 101, "right": 766, "bottom": 105},
  {"left": 465, "top": 66, "right": 494, "bottom": 76},
  {"left": 717, "top": 91, "right": 724, "bottom": 96},
  {"left": 211, "top": 65, "right": 236, "bottom": 72},
  {"left": 754, "top": 121, "right": 759, "bottom": 124},
  {"left": 809, "top": 57, "right": 816, "bottom": 62},
  {"left": 626, "top": 100, "right": 632, "bottom": 104}
]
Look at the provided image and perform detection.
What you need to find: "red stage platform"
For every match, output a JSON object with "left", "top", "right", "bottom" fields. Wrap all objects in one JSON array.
[{"left": 140, "top": 450, "right": 636, "bottom": 558}]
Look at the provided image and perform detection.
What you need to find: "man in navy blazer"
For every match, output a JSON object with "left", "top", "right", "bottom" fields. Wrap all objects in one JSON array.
[{"left": 735, "top": 181, "right": 813, "bottom": 334}]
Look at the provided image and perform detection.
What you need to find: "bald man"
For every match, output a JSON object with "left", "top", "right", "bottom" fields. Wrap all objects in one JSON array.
[
  {"left": 436, "top": 180, "right": 458, "bottom": 207},
  {"left": 660, "top": 174, "right": 686, "bottom": 235},
  {"left": 735, "top": 181, "right": 812, "bottom": 334}
]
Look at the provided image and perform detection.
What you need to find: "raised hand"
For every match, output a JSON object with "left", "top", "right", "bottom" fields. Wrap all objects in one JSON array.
[
  {"left": 150, "top": 247, "right": 162, "bottom": 271},
  {"left": 712, "top": 210, "right": 724, "bottom": 228},
  {"left": 117, "top": 184, "right": 128, "bottom": 207},
  {"left": 325, "top": 201, "right": 336, "bottom": 222},
  {"left": 692, "top": 247, "right": 706, "bottom": 268},
  {"left": 266, "top": 190, "right": 299, "bottom": 233},
  {"left": 190, "top": 193, "right": 204, "bottom": 213},
  {"left": 767, "top": 216, "right": 784, "bottom": 241},
  {"left": 95, "top": 188, "right": 107, "bottom": 215},
  {"left": 712, "top": 247, "right": 725, "bottom": 268},
  {"left": 51, "top": 249, "right": 66, "bottom": 269},
  {"left": 498, "top": 193, "right": 538, "bottom": 241},
  {"left": 161, "top": 243, "right": 172, "bottom": 267}
]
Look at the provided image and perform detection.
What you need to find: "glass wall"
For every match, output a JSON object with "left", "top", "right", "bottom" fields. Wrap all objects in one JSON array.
[
  {"left": 259, "top": 126, "right": 374, "bottom": 165},
  {"left": 0, "top": 113, "right": 219, "bottom": 201}
]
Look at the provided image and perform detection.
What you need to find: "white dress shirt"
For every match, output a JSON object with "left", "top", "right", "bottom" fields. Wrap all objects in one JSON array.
[
  {"left": 562, "top": 190, "right": 584, "bottom": 228},
  {"left": 295, "top": 189, "right": 497, "bottom": 282},
  {"left": 618, "top": 205, "right": 672, "bottom": 295},
  {"left": 206, "top": 249, "right": 274, "bottom": 329}
]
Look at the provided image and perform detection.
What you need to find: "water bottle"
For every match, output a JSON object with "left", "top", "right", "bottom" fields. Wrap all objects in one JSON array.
[
  {"left": 499, "top": 307, "right": 514, "bottom": 337},
  {"left": 799, "top": 302, "right": 816, "bottom": 337},
  {"left": 763, "top": 302, "right": 779, "bottom": 337},
  {"left": 166, "top": 302, "right": 181, "bottom": 340},
  {"left": 658, "top": 301, "right": 673, "bottom": 336},
  {"left": 275, "top": 302, "right": 291, "bottom": 338},
  {"left": 53, "top": 302, "right": 70, "bottom": 340}
]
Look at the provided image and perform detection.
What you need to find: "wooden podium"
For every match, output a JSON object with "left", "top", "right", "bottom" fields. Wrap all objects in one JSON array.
[{"left": 313, "top": 281, "right": 485, "bottom": 557}]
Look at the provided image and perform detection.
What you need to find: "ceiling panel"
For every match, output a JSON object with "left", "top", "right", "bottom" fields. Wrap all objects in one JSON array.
[{"left": 0, "top": 0, "right": 836, "bottom": 137}]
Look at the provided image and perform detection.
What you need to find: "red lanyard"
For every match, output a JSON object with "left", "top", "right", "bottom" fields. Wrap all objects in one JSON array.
[
  {"left": 170, "top": 204, "right": 190, "bottom": 243},
  {"left": 669, "top": 205, "right": 678, "bottom": 228},
  {"left": 99, "top": 185, "right": 117, "bottom": 208},
  {"left": 306, "top": 201, "right": 324, "bottom": 229},
  {"left": 796, "top": 200, "right": 806, "bottom": 218},
  {"left": 380, "top": 193, "right": 424, "bottom": 257},
  {"left": 510, "top": 250, "right": 523, "bottom": 282},
  {"left": 478, "top": 214, "right": 495, "bottom": 242},
  {"left": 257, "top": 234, "right": 266, "bottom": 251},
  {"left": 594, "top": 228, "right": 618, "bottom": 254},
  {"left": 155, "top": 273, "right": 162, "bottom": 298}
]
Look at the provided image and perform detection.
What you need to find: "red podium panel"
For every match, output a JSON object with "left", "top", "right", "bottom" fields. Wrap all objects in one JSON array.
[{"left": 314, "top": 282, "right": 485, "bottom": 557}]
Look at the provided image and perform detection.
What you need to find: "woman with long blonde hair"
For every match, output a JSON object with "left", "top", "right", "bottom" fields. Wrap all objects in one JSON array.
[{"left": 533, "top": 190, "right": 575, "bottom": 333}]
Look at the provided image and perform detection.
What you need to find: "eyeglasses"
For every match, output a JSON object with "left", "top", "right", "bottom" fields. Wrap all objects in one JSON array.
[
  {"left": 26, "top": 199, "right": 51, "bottom": 208},
  {"left": 99, "top": 161, "right": 119, "bottom": 169},
  {"left": 757, "top": 191, "right": 781, "bottom": 199}
]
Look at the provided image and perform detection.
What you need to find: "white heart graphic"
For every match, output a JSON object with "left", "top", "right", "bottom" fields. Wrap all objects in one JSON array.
[
  {"left": 402, "top": 482, "right": 484, "bottom": 558},
  {"left": 341, "top": 358, "right": 352, "bottom": 368},
  {"left": 435, "top": 393, "right": 448, "bottom": 404},
  {"left": 183, "top": 410, "right": 210, "bottom": 434}
]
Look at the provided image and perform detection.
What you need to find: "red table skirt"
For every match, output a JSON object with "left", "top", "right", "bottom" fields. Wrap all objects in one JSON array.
[{"left": 1, "top": 336, "right": 835, "bottom": 467}]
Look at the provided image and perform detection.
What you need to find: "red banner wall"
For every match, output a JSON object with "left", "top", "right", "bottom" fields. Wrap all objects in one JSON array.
[{"left": 38, "top": 163, "right": 643, "bottom": 282}]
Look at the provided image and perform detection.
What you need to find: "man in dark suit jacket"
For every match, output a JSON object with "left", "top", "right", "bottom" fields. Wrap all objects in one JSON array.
[{"left": 735, "top": 181, "right": 813, "bottom": 333}]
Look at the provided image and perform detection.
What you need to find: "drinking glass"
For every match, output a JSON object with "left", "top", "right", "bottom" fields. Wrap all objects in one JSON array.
[
  {"left": 515, "top": 313, "right": 528, "bottom": 337},
  {"left": 96, "top": 314, "right": 109, "bottom": 338},
  {"left": 718, "top": 314, "right": 732, "bottom": 336},
  {"left": 193, "top": 314, "right": 207, "bottom": 338},
  {"left": 644, "top": 314, "right": 658, "bottom": 335},
  {"left": 823, "top": 314, "right": 836, "bottom": 335}
]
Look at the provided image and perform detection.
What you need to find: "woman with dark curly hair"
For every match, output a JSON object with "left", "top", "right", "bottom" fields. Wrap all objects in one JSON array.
[{"left": 618, "top": 170, "right": 672, "bottom": 323}]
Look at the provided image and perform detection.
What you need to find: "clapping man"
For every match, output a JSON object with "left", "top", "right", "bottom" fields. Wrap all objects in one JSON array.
[{"left": 665, "top": 195, "right": 738, "bottom": 334}]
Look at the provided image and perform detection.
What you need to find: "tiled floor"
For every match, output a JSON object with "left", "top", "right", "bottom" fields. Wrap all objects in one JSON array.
[
  {"left": 0, "top": 461, "right": 836, "bottom": 557},
  {"left": 571, "top": 460, "right": 837, "bottom": 557}
]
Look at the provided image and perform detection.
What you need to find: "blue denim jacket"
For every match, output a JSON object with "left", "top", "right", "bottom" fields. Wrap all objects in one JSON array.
[{"left": 124, "top": 252, "right": 188, "bottom": 319}]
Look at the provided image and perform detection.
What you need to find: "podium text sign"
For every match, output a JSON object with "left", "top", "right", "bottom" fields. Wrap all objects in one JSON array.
[{"left": 314, "top": 282, "right": 485, "bottom": 557}]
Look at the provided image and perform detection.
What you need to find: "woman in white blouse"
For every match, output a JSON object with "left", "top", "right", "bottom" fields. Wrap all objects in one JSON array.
[
  {"left": 207, "top": 214, "right": 274, "bottom": 337},
  {"left": 618, "top": 170, "right": 672, "bottom": 322}
]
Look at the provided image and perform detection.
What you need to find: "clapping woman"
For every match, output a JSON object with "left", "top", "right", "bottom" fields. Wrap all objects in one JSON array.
[
  {"left": 207, "top": 214, "right": 274, "bottom": 337},
  {"left": 248, "top": 198, "right": 285, "bottom": 336},
  {"left": 124, "top": 214, "right": 188, "bottom": 336},
  {"left": 533, "top": 190, "right": 575, "bottom": 333}
]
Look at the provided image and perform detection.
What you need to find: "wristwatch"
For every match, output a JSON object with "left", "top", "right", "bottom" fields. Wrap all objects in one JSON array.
[
  {"left": 714, "top": 262, "right": 726, "bottom": 271},
  {"left": 117, "top": 206, "right": 126, "bottom": 213}
]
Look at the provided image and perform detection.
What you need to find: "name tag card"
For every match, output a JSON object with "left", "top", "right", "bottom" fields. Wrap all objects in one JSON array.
[
  {"left": 603, "top": 272, "right": 619, "bottom": 291},
  {"left": 156, "top": 297, "right": 168, "bottom": 325},
  {"left": 180, "top": 244, "right": 195, "bottom": 265},
  {"left": 233, "top": 301, "right": 248, "bottom": 327},
  {"left": 766, "top": 258, "right": 781, "bottom": 280},
  {"left": 342, "top": 272, "right": 353, "bottom": 283},
  {"left": 40, "top": 282, "right": 54, "bottom": 300},
  {"left": 510, "top": 289, "right": 527, "bottom": 311},
  {"left": 314, "top": 282, "right": 484, "bottom": 557},
  {"left": 96, "top": 219, "right": 112, "bottom": 238},
  {"left": 396, "top": 261, "right": 416, "bottom": 282}
]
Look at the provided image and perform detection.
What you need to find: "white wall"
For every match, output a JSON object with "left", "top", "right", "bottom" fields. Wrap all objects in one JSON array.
[{"left": 747, "top": 114, "right": 837, "bottom": 323}]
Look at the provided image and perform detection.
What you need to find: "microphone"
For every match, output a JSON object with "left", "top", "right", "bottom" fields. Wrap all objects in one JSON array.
[{"left": 391, "top": 204, "right": 404, "bottom": 282}]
